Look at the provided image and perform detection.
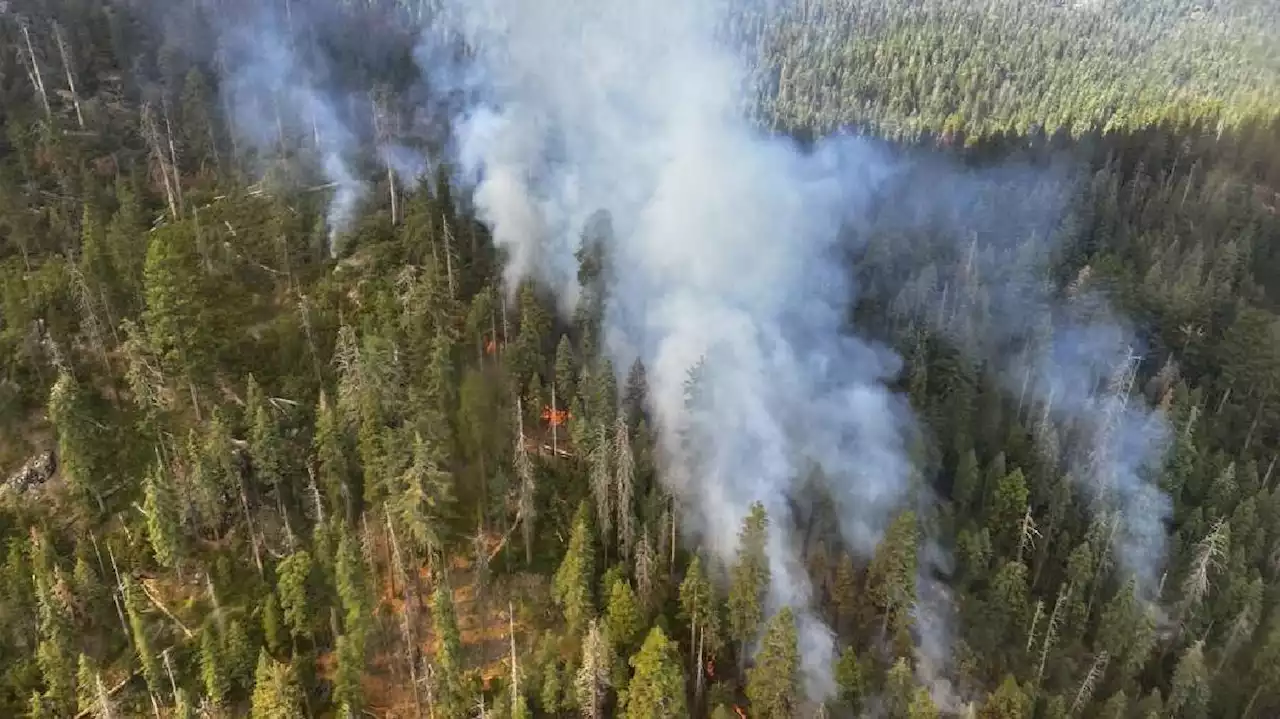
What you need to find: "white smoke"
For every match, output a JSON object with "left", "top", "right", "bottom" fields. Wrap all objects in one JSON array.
[
  {"left": 216, "top": 4, "right": 367, "bottom": 255},
  {"left": 424, "top": 0, "right": 917, "bottom": 697}
]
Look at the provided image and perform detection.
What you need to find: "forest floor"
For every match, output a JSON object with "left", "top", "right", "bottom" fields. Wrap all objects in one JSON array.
[{"left": 363, "top": 531, "right": 521, "bottom": 717}]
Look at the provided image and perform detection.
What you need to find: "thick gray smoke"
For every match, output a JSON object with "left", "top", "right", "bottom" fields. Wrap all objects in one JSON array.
[
  {"left": 424, "top": 0, "right": 916, "bottom": 697},
  {"left": 215, "top": 5, "right": 367, "bottom": 254}
]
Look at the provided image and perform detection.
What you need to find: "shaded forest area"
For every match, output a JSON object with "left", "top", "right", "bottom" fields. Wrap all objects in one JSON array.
[{"left": 1, "top": 1, "right": 1280, "bottom": 718}]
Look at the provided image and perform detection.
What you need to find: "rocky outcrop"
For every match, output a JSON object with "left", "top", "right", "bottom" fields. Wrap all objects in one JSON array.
[{"left": 2, "top": 451, "right": 57, "bottom": 496}]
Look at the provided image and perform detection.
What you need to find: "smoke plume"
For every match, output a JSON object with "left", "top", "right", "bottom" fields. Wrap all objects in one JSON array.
[
  {"left": 214, "top": 3, "right": 369, "bottom": 255},
  {"left": 424, "top": 0, "right": 917, "bottom": 697},
  {"left": 140, "top": 0, "right": 1175, "bottom": 701}
]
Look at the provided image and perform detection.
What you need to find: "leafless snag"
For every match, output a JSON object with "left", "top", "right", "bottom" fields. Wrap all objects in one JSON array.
[
  {"left": 1179, "top": 519, "right": 1229, "bottom": 629},
  {"left": 19, "top": 19, "right": 51, "bottom": 119},
  {"left": 1070, "top": 651, "right": 1108, "bottom": 716},
  {"left": 52, "top": 21, "right": 83, "bottom": 128}
]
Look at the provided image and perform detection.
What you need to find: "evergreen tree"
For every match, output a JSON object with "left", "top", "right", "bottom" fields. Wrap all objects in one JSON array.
[
  {"left": 250, "top": 650, "right": 303, "bottom": 719},
  {"left": 835, "top": 645, "right": 864, "bottom": 713},
  {"left": 47, "top": 371, "right": 106, "bottom": 512},
  {"left": 907, "top": 687, "right": 940, "bottom": 719},
  {"left": 625, "top": 627, "right": 688, "bottom": 719},
  {"left": 746, "top": 607, "right": 800, "bottom": 719},
  {"left": 869, "top": 512, "right": 919, "bottom": 650},
  {"left": 123, "top": 576, "right": 163, "bottom": 697},
  {"left": 989, "top": 468, "right": 1029, "bottom": 550},
  {"left": 32, "top": 542, "right": 76, "bottom": 715},
  {"left": 224, "top": 618, "right": 256, "bottom": 690},
  {"left": 953, "top": 448, "right": 981, "bottom": 512},
  {"left": 978, "top": 676, "right": 1032, "bottom": 719},
  {"left": 884, "top": 658, "right": 916, "bottom": 718},
  {"left": 335, "top": 522, "right": 370, "bottom": 647},
  {"left": 276, "top": 550, "right": 315, "bottom": 643},
  {"left": 143, "top": 222, "right": 218, "bottom": 393},
  {"left": 554, "top": 502, "right": 596, "bottom": 636},
  {"left": 1247, "top": 612, "right": 1280, "bottom": 715},
  {"left": 729, "top": 503, "right": 770, "bottom": 658},
  {"left": 606, "top": 578, "right": 643, "bottom": 652},
  {"left": 314, "top": 391, "right": 352, "bottom": 520},
  {"left": 1168, "top": 641, "right": 1210, "bottom": 719},
  {"left": 143, "top": 460, "right": 183, "bottom": 569},
  {"left": 74, "top": 654, "right": 96, "bottom": 717},
  {"left": 334, "top": 633, "right": 364, "bottom": 716},
  {"left": 263, "top": 592, "right": 287, "bottom": 656},
  {"left": 432, "top": 579, "right": 465, "bottom": 718},
  {"left": 622, "top": 359, "right": 648, "bottom": 429},
  {"left": 201, "top": 625, "right": 229, "bottom": 706},
  {"left": 541, "top": 659, "right": 565, "bottom": 715},
  {"left": 555, "top": 335, "right": 576, "bottom": 409},
  {"left": 397, "top": 432, "right": 455, "bottom": 554},
  {"left": 248, "top": 376, "right": 286, "bottom": 492}
]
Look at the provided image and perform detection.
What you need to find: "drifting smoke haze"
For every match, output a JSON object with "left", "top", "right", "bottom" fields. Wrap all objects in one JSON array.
[
  {"left": 425, "top": 0, "right": 917, "bottom": 697},
  {"left": 859, "top": 162, "right": 1173, "bottom": 601}
]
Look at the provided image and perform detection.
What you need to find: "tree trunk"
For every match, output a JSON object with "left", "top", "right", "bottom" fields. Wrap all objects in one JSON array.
[
  {"left": 1244, "top": 685, "right": 1263, "bottom": 718},
  {"left": 442, "top": 214, "right": 457, "bottom": 298},
  {"left": 52, "top": 22, "right": 84, "bottom": 128},
  {"left": 20, "top": 23, "right": 51, "bottom": 119},
  {"left": 238, "top": 482, "right": 265, "bottom": 577},
  {"left": 162, "top": 100, "right": 184, "bottom": 216}
]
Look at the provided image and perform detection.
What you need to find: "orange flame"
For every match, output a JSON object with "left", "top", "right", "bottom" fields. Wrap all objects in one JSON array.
[
  {"left": 706, "top": 659, "right": 715, "bottom": 679},
  {"left": 734, "top": 706, "right": 747, "bottom": 719},
  {"left": 484, "top": 338, "right": 497, "bottom": 355},
  {"left": 541, "top": 406, "right": 570, "bottom": 427}
]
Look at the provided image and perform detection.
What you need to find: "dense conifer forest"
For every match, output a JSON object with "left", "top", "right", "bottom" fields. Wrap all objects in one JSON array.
[{"left": 1, "top": 0, "right": 1279, "bottom": 718}]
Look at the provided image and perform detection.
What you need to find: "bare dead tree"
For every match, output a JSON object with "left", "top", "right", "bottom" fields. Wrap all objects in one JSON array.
[
  {"left": 575, "top": 619, "right": 612, "bottom": 719},
  {"left": 141, "top": 103, "right": 179, "bottom": 220},
  {"left": 1070, "top": 651, "right": 1109, "bottom": 716},
  {"left": 105, "top": 544, "right": 132, "bottom": 648},
  {"left": 508, "top": 602, "right": 521, "bottom": 711},
  {"left": 162, "top": 99, "right": 185, "bottom": 215},
  {"left": 1017, "top": 505, "right": 1041, "bottom": 564},
  {"left": 515, "top": 399, "right": 537, "bottom": 565},
  {"left": 19, "top": 19, "right": 51, "bottom": 119},
  {"left": 589, "top": 422, "right": 612, "bottom": 553},
  {"left": 385, "top": 506, "right": 425, "bottom": 716},
  {"left": 1179, "top": 519, "right": 1230, "bottom": 629},
  {"left": 371, "top": 94, "right": 398, "bottom": 225},
  {"left": 1038, "top": 584, "right": 1069, "bottom": 684},
  {"left": 1025, "top": 599, "right": 1043, "bottom": 653},
  {"left": 614, "top": 416, "right": 636, "bottom": 561},
  {"left": 52, "top": 21, "right": 83, "bottom": 128},
  {"left": 441, "top": 213, "right": 458, "bottom": 298}
]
